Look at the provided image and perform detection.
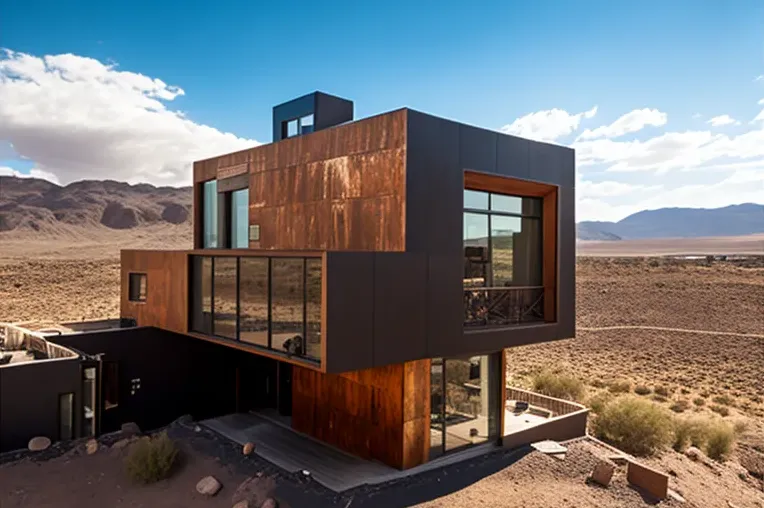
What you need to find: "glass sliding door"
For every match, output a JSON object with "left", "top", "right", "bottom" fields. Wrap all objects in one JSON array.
[
  {"left": 191, "top": 256, "right": 213, "bottom": 334},
  {"left": 230, "top": 188, "right": 249, "bottom": 248},
  {"left": 430, "top": 353, "right": 502, "bottom": 457},
  {"left": 271, "top": 258, "right": 305, "bottom": 353},
  {"left": 239, "top": 257, "right": 269, "bottom": 347},
  {"left": 213, "top": 257, "right": 238, "bottom": 339}
]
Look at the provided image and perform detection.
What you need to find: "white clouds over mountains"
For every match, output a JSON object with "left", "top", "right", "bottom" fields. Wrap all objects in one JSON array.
[{"left": 0, "top": 49, "right": 258, "bottom": 186}]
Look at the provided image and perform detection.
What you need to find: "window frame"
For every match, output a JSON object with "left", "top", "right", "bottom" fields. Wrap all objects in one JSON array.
[{"left": 128, "top": 273, "right": 147, "bottom": 302}]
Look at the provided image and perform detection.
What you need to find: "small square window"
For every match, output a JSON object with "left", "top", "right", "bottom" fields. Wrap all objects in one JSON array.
[
  {"left": 300, "top": 114, "right": 314, "bottom": 134},
  {"left": 286, "top": 119, "right": 299, "bottom": 137},
  {"left": 128, "top": 273, "right": 147, "bottom": 302}
]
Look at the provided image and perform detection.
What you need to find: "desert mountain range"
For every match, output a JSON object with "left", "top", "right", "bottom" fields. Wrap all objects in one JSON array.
[{"left": 1, "top": 176, "right": 762, "bottom": 241}]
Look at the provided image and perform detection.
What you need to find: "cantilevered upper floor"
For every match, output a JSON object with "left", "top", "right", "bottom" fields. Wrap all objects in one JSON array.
[{"left": 121, "top": 94, "right": 575, "bottom": 374}]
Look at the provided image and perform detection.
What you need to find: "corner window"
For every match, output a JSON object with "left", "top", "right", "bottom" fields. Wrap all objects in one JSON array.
[
  {"left": 203, "top": 180, "right": 218, "bottom": 248},
  {"left": 128, "top": 273, "right": 147, "bottom": 302}
]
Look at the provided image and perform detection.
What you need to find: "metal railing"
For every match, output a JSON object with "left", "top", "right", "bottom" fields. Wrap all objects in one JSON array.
[{"left": 463, "top": 286, "right": 545, "bottom": 327}]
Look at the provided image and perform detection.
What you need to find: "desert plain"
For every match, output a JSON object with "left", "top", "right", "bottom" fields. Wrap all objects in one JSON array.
[{"left": 1, "top": 230, "right": 763, "bottom": 507}]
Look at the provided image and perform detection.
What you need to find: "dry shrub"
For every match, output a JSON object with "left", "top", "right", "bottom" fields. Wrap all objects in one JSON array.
[
  {"left": 693, "top": 397, "right": 706, "bottom": 407},
  {"left": 673, "top": 416, "right": 711, "bottom": 451},
  {"left": 706, "top": 421, "right": 736, "bottom": 461},
  {"left": 607, "top": 380, "right": 631, "bottom": 394},
  {"left": 124, "top": 432, "right": 179, "bottom": 484},
  {"left": 710, "top": 404, "right": 730, "bottom": 417},
  {"left": 634, "top": 385, "right": 652, "bottom": 396},
  {"left": 712, "top": 394, "right": 735, "bottom": 407},
  {"left": 654, "top": 385, "right": 672, "bottom": 397},
  {"left": 673, "top": 415, "right": 737, "bottom": 460},
  {"left": 670, "top": 400, "right": 691, "bottom": 413},
  {"left": 531, "top": 369, "right": 585, "bottom": 401},
  {"left": 587, "top": 391, "right": 614, "bottom": 414},
  {"left": 594, "top": 397, "right": 674, "bottom": 456}
]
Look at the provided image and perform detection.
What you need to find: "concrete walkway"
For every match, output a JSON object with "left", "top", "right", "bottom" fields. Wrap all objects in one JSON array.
[{"left": 202, "top": 412, "right": 500, "bottom": 492}]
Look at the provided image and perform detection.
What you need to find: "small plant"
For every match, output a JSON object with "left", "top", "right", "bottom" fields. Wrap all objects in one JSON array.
[
  {"left": 712, "top": 394, "right": 735, "bottom": 407},
  {"left": 710, "top": 405, "right": 730, "bottom": 417},
  {"left": 654, "top": 385, "right": 672, "bottom": 397},
  {"left": 531, "top": 369, "right": 585, "bottom": 401},
  {"left": 705, "top": 421, "right": 736, "bottom": 461},
  {"left": 652, "top": 394, "right": 668, "bottom": 403},
  {"left": 607, "top": 380, "right": 631, "bottom": 394},
  {"left": 670, "top": 400, "right": 691, "bottom": 413},
  {"left": 594, "top": 397, "right": 674, "bottom": 456},
  {"left": 634, "top": 385, "right": 652, "bottom": 396},
  {"left": 680, "top": 388, "right": 691, "bottom": 395},
  {"left": 124, "top": 432, "right": 179, "bottom": 484},
  {"left": 693, "top": 397, "right": 706, "bottom": 407}
]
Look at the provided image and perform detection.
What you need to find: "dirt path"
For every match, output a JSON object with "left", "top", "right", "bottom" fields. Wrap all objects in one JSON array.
[{"left": 578, "top": 325, "right": 764, "bottom": 339}]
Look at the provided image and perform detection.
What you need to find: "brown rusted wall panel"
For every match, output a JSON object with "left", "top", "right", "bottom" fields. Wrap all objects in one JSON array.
[{"left": 120, "top": 250, "right": 188, "bottom": 334}]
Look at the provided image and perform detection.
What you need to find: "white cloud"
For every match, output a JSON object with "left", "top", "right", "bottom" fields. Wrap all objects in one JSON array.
[
  {"left": 577, "top": 108, "right": 668, "bottom": 140},
  {"left": 692, "top": 113, "right": 703, "bottom": 119},
  {"left": 756, "top": 75, "right": 763, "bottom": 82},
  {"left": 0, "top": 165, "right": 60, "bottom": 184},
  {"left": 500, "top": 105, "right": 597, "bottom": 142},
  {"left": 707, "top": 114, "right": 740, "bottom": 127},
  {"left": 0, "top": 49, "right": 259, "bottom": 186}
]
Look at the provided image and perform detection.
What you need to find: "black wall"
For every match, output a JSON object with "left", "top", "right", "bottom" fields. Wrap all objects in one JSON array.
[
  {"left": 0, "top": 358, "right": 82, "bottom": 453},
  {"left": 54, "top": 327, "right": 272, "bottom": 435}
]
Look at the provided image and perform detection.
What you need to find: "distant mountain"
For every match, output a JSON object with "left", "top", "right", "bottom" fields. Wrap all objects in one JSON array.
[
  {"left": 0, "top": 176, "right": 192, "bottom": 233},
  {"left": 578, "top": 204, "right": 764, "bottom": 240}
]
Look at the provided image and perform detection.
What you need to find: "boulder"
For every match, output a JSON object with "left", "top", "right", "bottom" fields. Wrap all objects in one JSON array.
[
  {"left": 685, "top": 446, "right": 704, "bottom": 462},
  {"left": 261, "top": 499, "right": 278, "bottom": 508},
  {"left": 28, "top": 436, "right": 51, "bottom": 452},
  {"left": 243, "top": 442, "right": 256, "bottom": 456},
  {"left": 196, "top": 476, "right": 222, "bottom": 496},
  {"left": 232, "top": 475, "right": 276, "bottom": 506},
  {"left": 590, "top": 460, "right": 615, "bottom": 487},
  {"left": 232, "top": 502, "right": 249, "bottom": 508},
  {"left": 86, "top": 439, "right": 99, "bottom": 455},
  {"left": 121, "top": 422, "right": 141, "bottom": 436}
]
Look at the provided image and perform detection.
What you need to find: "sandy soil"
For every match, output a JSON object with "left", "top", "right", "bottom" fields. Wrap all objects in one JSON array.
[{"left": 577, "top": 234, "right": 764, "bottom": 256}]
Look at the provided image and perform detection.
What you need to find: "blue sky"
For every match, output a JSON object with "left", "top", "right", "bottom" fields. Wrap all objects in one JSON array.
[{"left": 1, "top": 0, "right": 763, "bottom": 221}]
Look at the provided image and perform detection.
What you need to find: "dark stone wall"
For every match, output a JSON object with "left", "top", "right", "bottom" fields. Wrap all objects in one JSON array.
[{"left": 0, "top": 358, "right": 82, "bottom": 452}]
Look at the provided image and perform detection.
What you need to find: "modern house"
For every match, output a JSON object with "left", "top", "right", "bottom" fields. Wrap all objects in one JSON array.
[{"left": 0, "top": 92, "right": 576, "bottom": 470}]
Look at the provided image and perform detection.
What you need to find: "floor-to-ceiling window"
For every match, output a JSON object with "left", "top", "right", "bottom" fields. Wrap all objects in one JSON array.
[
  {"left": 230, "top": 188, "right": 249, "bottom": 248},
  {"left": 463, "top": 189, "right": 544, "bottom": 326},
  {"left": 190, "top": 255, "right": 322, "bottom": 363},
  {"left": 203, "top": 180, "right": 218, "bottom": 248},
  {"left": 430, "top": 353, "right": 502, "bottom": 459}
]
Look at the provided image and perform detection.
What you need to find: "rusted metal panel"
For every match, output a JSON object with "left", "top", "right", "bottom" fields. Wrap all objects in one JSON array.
[{"left": 217, "top": 162, "right": 248, "bottom": 180}]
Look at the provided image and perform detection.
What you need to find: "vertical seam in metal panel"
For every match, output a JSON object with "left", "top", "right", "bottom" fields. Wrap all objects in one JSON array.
[{"left": 371, "top": 254, "right": 376, "bottom": 368}]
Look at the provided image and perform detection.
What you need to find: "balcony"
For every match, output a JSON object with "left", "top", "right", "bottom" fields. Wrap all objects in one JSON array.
[{"left": 463, "top": 286, "right": 545, "bottom": 327}]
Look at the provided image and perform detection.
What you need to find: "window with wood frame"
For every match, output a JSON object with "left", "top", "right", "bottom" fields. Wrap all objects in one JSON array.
[{"left": 128, "top": 273, "right": 147, "bottom": 302}]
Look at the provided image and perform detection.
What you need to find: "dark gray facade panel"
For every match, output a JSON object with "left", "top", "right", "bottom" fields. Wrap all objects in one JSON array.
[
  {"left": 314, "top": 92, "right": 354, "bottom": 132},
  {"left": 528, "top": 141, "right": 576, "bottom": 188},
  {"left": 272, "top": 93, "right": 316, "bottom": 142},
  {"left": 372, "top": 253, "right": 428, "bottom": 366},
  {"left": 557, "top": 184, "right": 576, "bottom": 335},
  {"left": 405, "top": 111, "right": 463, "bottom": 358},
  {"left": 496, "top": 134, "right": 531, "bottom": 180},
  {"left": 459, "top": 124, "right": 497, "bottom": 174},
  {"left": 0, "top": 359, "right": 82, "bottom": 453},
  {"left": 324, "top": 253, "right": 374, "bottom": 373}
]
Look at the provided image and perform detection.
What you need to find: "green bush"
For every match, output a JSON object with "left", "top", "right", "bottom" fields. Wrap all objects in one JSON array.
[
  {"left": 634, "top": 385, "right": 652, "bottom": 396},
  {"left": 594, "top": 397, "right": 674, "bottom": 456},
  {"left": 705, "top": 421, "right": 736, "bottom": 461},
  {"left": 531, "top": 369, "right": 585, "bottom": 401},
  {"left": 693, "top": 397, "right": 706, "bottom": 407},
  {"left": 673, "top": 416, "right": 710, "bottom": 452},
  {"left": 124, "top": 432, "right": 179, "bottom": 484}
]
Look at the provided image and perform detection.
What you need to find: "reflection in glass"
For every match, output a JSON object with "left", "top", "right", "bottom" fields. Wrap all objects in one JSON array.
[
  {"left": 239, "top": 257, "right": 269, "bottom": 347},
  {"left": 191, "top": 256, "right": 212, "bottom": 334},
  {"left": 429, "top": 358, "right": 445, "bottom": 459},
  {"left": 463, "top": 213, "right": 489, "bottom": 287},
  {"left": 490, "top": 215, "right": 521, "bottom": 287},
  {"left": 464, "top": 189, "right": 489, "bottom": 210},
  {"left": 305, "top": 258, "right": 322, "bottom": 361},
  {"left": 59, "top": 393, "right": 74, "bottom": 440},
  {"left": 83, "top": 367, "right": 96, "bottom": 437},
  {"left": 213, "top": 257, "right": 237, "bottom": 339},
  {"left": 203, "top": 180, "right": 218, "bottom": 248},
  {"left": 490, "top": 194, "right": 522, "bottom": 214},
  {"left": 271, "top": 258, "right": 305, "bottom": 354},
  {"left": 231, "top": 188, "right": 249, "bottom": 248}
]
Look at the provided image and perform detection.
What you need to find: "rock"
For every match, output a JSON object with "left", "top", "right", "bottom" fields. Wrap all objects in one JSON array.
[
  {"left": 232, "top": 475, "right": 276, "bottom": 506},
  {"left": 86, "top": 439, "right": 99, "bottom": 455},
  {"left": 260, "top": 499, "right": 278, "bottom": 508},
  {"left": 232, "top": 502, "right": 249, "bottom": 508},
  {"left": 112, "top": 438, "right": 132, "bottom": 450},
  {"left": 668, "top": 489, "right": 686, "bottom": 503},
  {"left": 685, "top": 446, "right": 704, "bottom": 462},
  {"left": 177, "top": 414, "right": 194, "bottom": 426},
  {"left": 590, "top": 460, "right": 615, "bottom": 487},
  {"left": 243, "top": 442, "right": 255, "bottom": 456},
  {"left": 194, "top": 425, "right": 202, "bottom": 432},
  {"left": 28, "top": 436, "right": 51, "bottom": 452},
  {"left": 121, "top": 422, "right": 141, "bottom": 436},
  {"left": 196, "top": 476, "right": 222, "bottom": 496}
]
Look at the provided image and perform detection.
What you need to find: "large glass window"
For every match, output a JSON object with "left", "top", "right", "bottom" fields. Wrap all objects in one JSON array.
[
  {"left": 203, "top": 180, "right": 218, "bottom": 248},
  {"left": 213, "top": 257, "right": 237, "bottom": 339},
  {"left": 189, "top": 255, "right": 322, "bottom": 364},
  {"left": 239, "top": 257, "right": 269, "bottom": 348},
  {"left": 271, "top": 258, "right": 305, "bottom": 353},
  {"left": 430, "top": 353, "right": 501, "bottom": 458},
  {"left": 191, "top": 256, "right": 213, "bottom": 334},
  {"left": 231, "top": 188, "right": 249, "bottom": 248}
]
